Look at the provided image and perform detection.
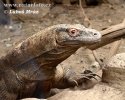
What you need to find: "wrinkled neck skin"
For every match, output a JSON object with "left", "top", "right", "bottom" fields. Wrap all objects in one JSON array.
[{"left": 0, "top": 26, "right": 81, "bottom": 82}]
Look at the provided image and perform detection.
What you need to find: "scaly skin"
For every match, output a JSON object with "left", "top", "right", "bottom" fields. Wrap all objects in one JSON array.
[{"left": 0, "top": 24, "right": 101, "bottom": 99}]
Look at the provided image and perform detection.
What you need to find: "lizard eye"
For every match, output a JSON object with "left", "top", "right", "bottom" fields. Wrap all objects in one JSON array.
[{"left": 68, "top": 28, "right": 79, "bottom": 37}]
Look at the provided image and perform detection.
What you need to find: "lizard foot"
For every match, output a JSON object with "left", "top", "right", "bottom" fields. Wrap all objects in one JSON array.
[
  {"left": 81, "top": 70, "right": 101, "bottom": 81},
  {"left": 64, "top": 69, "right": 101, "bottom": 87}
]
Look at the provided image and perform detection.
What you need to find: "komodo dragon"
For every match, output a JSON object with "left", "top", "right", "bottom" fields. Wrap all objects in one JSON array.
[{"left": 0, "top": 24, "right": 101, "bottom": 100}]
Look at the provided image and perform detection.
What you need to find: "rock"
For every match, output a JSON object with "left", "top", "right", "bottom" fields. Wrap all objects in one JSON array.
[
  {"left": 1, "top": 38, "right": 11, "bottom": 43},
  {"left": 102, "top": 53, "right": 125, "bottom": 90},
  {"left": 5, "top": 43, "right": 12, "bottom": 47},
  {"left": 48, "top": 83, "right": 125, "bottom": 100},
  {"left": 21, "top": 98, "right": 47, "bottom": 100},
  {"left": 107, "top": 0, "right": 125, "bottom": 5},
  {"left": 106, "top": 53, "right": 125, "bottom": 68}
]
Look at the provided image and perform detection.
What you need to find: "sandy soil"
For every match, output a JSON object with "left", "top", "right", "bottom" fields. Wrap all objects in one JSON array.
[{"left": 48, "top": 83, "right": 125, "bottom": 100}]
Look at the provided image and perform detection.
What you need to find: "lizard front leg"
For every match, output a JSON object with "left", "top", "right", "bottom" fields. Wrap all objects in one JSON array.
[
  {"left": 0, "top": 78, "right": 17, "bottom": 100},
  {"left": 63, "top": 68, "right": 101, "bottom": 88},
  {"left": 49, "top": 67, "right": 101, "bottom": 96}
]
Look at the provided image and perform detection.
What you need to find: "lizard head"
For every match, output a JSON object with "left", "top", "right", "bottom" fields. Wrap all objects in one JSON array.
[{"left": 54, "top": 24, "right": 101, "bottom": 46}]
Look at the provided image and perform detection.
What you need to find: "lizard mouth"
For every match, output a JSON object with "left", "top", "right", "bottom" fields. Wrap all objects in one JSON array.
[
  {"left": 56, "top": 39, "right": 101, "bottom": 46},
  {"left": 84, "top": 39, "right": 101, "bottom": 45},
  {"left": 92, "top": 38, "right": 101, "bottom": 43}
]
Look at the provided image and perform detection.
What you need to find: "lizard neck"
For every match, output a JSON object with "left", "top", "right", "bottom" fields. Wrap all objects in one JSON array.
[
  {"left": 16, "top": 45, "right": 80, "bottom": 81},
  {"left": 0, "top": 45, "right": 80, "bottom": 82},
  {"left": 16, "top": 47, "right": 79, "bottom": 80}
]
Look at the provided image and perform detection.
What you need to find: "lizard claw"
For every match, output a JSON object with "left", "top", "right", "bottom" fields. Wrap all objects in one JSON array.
[
  {"left": 80, "top": 70, "right": 101, "bottom": 81},
  {"left": 87, "top": 73, "right": 102, "bottom": 79},
  {"left": 72, "top": 80, "right": 79, "bottom": 86},
  {"left": 77, "top": 73, "right": 98, "bottom": 81},
  {"left": 83, "top": 74, "right": 98, "bottom": 81},
  {"left": 64, "top": 68, "right": 101, "bottom": 87},
  {"left": 67, "top": 78, "right": 79, "bottom": 87}
]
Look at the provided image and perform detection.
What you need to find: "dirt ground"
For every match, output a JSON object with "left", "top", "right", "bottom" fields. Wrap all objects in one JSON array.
[{"left": 0, "top": 2, "right": 125, "bottom": 100}]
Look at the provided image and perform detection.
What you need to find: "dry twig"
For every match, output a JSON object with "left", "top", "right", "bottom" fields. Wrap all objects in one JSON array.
[
  {"left": 79, "top": 0, "right": 91, "bottom": 27},
  {"left": 79, "top": 0, "right": 101, "bottom": 65},
  {"left": 88, "top": 19, "right": 125, "bottom": 50},
  {"left": 101, "top": 19, "right": 125, "bottom": 35},
  {"left": 92, "top": 50, "right": 103, "bottom": 66},
  {"left": 104, "top": 39, "right": 122, "bottom": 63},
  {"left": 100, "top": 19, "right": 125, "bottom": 65}
]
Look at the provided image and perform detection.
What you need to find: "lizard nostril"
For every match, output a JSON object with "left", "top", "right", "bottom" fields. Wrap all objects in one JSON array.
[
  {"left": 83, "top": 70, "right": 92, "bottom": 74},
  {"left": 93, "top": 33, "right": 97, "bottom": 36}
]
